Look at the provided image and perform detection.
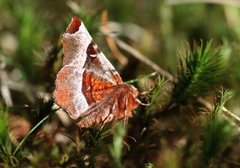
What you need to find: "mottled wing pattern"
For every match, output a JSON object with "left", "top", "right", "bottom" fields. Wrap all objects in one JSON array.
[
  {"left": 53, "top": 17, "right": 123, "bottom": 119},
  {"left": 76, "top": 84, "right": 139, "bottom": 128},
  {"left": 82, "top": 41, "right": 123, "bottom": 104}
]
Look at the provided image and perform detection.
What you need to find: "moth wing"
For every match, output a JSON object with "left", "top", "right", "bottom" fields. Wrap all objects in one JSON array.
[
  {"left": 53, "top": 17, "right": 123, "bottom": 119},
  {"left": 76, "top": 84, "right": 139, "bottom": 128}
]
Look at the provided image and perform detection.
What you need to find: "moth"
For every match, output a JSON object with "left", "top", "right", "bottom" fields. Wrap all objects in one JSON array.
[{"left": 53, "top": 17, "right": 139, "bottom": 128}]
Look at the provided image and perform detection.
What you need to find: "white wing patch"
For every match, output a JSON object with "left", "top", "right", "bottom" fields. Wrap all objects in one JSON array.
[{"left": 53, "top": 65, "right": 89, "bottom": 119}]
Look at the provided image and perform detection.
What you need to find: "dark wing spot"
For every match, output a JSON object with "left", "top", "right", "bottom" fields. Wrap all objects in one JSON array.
[{"left": 87, "top": 41, "right": 101, "bottom": 58}]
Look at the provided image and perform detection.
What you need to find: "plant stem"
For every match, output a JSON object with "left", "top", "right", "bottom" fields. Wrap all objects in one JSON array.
[{"left": 13, "top": 114, "right": 50, "bottom": 156}]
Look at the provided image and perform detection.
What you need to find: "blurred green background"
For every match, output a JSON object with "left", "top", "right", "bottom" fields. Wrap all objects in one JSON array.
[{"left": 1, "top": 0, "right": 240, "bottom": 167}]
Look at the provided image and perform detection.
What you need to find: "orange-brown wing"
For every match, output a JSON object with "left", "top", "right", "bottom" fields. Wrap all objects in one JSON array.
[
  {"left": 82, "top": 40, "right": 123, "bottom": 105},
  {"left": 76, "top": 84, "right": 139, "bottom": 128},
  {"left": 53, "top": 17, "right": 122, "bottom": 119}
]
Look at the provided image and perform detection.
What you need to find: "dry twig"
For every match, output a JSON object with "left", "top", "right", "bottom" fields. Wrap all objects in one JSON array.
[
  {"left": 101, "top": 11, "right": 128, "bottom": 67},
  {"left": 114, "top": 38, "right": 175, "bottom": 82},
  {"left": 100, "top": 11, "right": 175, "bottom": 82}
]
